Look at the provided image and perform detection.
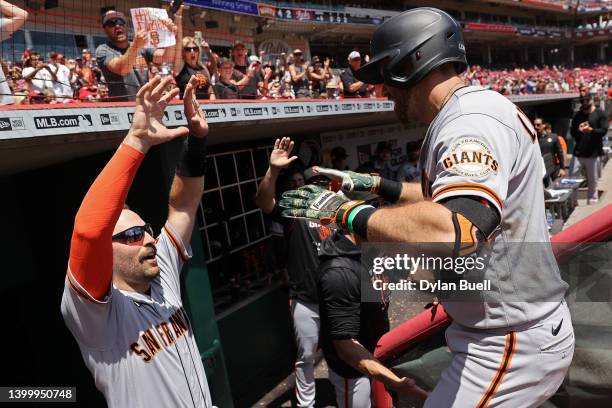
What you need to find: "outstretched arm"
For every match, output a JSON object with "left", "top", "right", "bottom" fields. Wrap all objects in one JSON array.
[
  {"left": 255, "top": 137, "right": 298, "bottom": 214},
  {"left": 398, "top": 182, "right": 424, "bottom": 203},
  {"left": 334, "top": 339, "right": 428, "bottom": 400},
  {"left": 68, "top": 76, "right": 188, "bottom": 301},
  {"left": 167, "top": 75, "right": 209, "bottom": 246},
  {"left": 152, "top": 17, "right": 181, "bottom": 65},
  {"left": 307, "top": 167, "right": 423, "bottom": 204},
  {"left": 171, "top": 5, "right": 185, "bottom": 75},
  {"left": 0, "top": 0, "right": 28, "bottom": 34},
  {"left": 366, "top": 201, "right": 455, "bottom": 243}
]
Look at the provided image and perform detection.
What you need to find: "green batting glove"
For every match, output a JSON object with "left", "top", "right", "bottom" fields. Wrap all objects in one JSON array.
[
  {"left": 311, "top": 166, "right": 403, "bottom": 203},
  {"left": 310, "top": 166, "right": 381, "bottom": 192},
  {"left": 278, "top": 184, "right": 366, "bottom": 228}
]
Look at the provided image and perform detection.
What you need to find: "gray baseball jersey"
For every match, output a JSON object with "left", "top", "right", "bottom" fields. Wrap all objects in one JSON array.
[
  {"left": 419, "top": 86, "right": 568, "bottom": 329},
  {"left": 61, "top": 223, "right": 212, "bottom": 408}
]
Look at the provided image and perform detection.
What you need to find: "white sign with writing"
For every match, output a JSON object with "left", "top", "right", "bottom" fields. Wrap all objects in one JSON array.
[{"left": 130, "top": 8, "right": 175, "bottom": 48}]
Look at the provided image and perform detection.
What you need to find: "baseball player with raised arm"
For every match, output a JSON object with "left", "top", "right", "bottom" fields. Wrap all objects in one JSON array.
[
  {"left": 61, "top": 75, "right": 213, "bottom": 408},
  {"left": 279, "top": 8, "right": 573, "bottom": 408}
]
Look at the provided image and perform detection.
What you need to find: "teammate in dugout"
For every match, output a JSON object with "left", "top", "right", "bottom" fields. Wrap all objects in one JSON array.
[
  {"left": 256, "top": 144, "right": 333, "bottom": 408},
  {"left": 317, "top": 191, "right": 429, "bottom": 407},
  {"left": 280, "top": 8, "right": 573, "bottom": 408},
  {"left": 61, "top": 75, "right": 213, "bottom": 408}
]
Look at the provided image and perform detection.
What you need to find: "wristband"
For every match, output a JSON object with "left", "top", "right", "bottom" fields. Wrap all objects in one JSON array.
[
  {"left": 377, "top": 178, "right": 403, "bottom": 203},
  {"left": 176, "top": 133, "right": 207, "bottom": 177},
  {"left": 346, "top": 204, "right": 376, "bottom": 238}
]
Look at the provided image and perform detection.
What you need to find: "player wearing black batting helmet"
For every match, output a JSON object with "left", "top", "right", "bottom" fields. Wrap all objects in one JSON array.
[
  {"left": 281, "top": 7, "right": 573, "bottom": 407},
  {"left": 356, "top": 7, "right": 467, "bottom": 88}
]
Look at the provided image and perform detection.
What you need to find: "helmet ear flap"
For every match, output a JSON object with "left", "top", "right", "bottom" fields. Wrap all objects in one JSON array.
[{"left": 384, "top": 52, "right": 416, "bottom": 87}]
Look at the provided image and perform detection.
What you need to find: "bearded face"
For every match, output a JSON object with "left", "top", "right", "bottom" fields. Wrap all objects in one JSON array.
[{"left": 385, "top": 84, "right": 422, "bottom": 124}]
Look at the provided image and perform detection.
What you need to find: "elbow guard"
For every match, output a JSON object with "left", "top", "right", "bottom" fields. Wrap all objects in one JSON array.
[{"left": 440, "top": 196, "right": 501, "bottom": 256}]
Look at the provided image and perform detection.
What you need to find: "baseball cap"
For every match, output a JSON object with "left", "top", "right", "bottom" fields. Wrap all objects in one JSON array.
[
  {"left": 218, "top": 58, "right": 234, "bottom": 68},
  {"left": 102, "top": 11, "right": 127, "bottom": 26},
  {"left": 82, "top": 48, "right": 90, "bottom": 53},
  {"left": 232, "top": 41, "right": 246, "bottom": 49},
  {"left": 293, "top": 49, "right": 303, "bottom": 55},
  {"left": 348, "top": 51, "right": 361, "bottom": 60},
  {"left": 248, "top": 55, "right": 261, "bottom": 64},
  {"left": 330, "top": 146, "right": 348, "bottom": 160}
]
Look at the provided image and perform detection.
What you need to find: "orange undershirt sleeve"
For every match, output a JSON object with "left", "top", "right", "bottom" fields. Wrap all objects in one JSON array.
[{"left": 68, "top": 144, "right": 144, "bottom": 301}]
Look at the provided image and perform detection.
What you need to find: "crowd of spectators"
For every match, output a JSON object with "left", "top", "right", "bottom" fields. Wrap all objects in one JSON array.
[
  {"left": 465, "top": 64, "right": 612, "bottom": 101},
  {"left": 0, "top": 1, "right": 611, "bottom": 105}
]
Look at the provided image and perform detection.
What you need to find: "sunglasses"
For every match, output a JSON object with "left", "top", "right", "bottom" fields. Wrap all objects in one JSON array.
[
  {"left": 104, "top": 19, "right": 126, "bottom": 28},
  {"left": 112, "top": 224, "right": 154, "bottom": 244},
  {"left": 183, "top": 46, "right": 199, "bottom": 52}
]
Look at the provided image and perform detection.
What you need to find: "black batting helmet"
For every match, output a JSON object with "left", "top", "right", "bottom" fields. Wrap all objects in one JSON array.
[{"left": 356, "top": 8, "right": 467, "bottom": 88}]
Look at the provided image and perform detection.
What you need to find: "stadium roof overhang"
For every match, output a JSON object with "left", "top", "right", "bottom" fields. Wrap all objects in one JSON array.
[
  {"left": 0, "top": 93, "right": 578, "bottom": 177},
  {"left": 0, "top": 99, "right": 395, "bottom": 176}
]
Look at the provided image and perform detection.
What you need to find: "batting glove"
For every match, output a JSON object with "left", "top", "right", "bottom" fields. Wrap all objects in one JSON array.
[
  {"left": 310, "top": 166, "right": 403, "bottom": 203},
  {"left": 279, "top": 185, "right": 374, "bottom": 233}
]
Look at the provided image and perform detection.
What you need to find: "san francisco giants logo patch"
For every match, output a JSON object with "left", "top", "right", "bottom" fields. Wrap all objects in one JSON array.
[{"left": 442, "top": 137, "right": 499, "bottom": 178}]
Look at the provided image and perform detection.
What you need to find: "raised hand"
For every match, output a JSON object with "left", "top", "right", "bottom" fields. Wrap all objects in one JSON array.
[
  {"left": 183, "top": 75, "right": 208, "bottom": 138},
  {"left": 133, "top": 30, "right": 148, "bottom": 50},
  {"left": 269, "top": 137, "right": 298, "bottom": 169},
  {"left": 125, "top": 75, "right": 189, "bottom": 152}
]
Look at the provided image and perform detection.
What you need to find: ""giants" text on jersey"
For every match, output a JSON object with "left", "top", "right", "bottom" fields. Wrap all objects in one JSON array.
[{"left": 130, "top": 307, "right": 190, "bottom": 362}]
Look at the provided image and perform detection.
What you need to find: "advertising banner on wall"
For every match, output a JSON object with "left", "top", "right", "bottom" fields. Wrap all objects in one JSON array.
[
  {"left": 183, "top": 0, "right": 383, "bottom": 25},
  {"left": 185, "top": 0, "right": 259, "bottom": 16}
]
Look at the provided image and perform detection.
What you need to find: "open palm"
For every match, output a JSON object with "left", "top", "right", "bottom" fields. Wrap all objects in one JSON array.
[
  {"left": 130, "top": 76, "right": 188, "bottom": 146},
  {"left": 183, "top": 75, "right": 209, "bottom": 138},
  {"left": 270, "top": 137, "right": 298, "bottom": 169}
]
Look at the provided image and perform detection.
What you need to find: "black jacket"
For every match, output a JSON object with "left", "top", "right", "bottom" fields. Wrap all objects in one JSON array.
[
  {"left": 270, "top": 207, "right": 331, "bottom": 303},
  {"left": 317, "top": 231, "right": 389, "bottom": 378},
  {"left": 570, "top": 108, "right": 608, "bottom": 158}
]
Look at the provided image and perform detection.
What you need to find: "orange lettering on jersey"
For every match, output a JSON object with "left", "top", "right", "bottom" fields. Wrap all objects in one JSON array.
[
  {"left": 155, "top": 324, "right": 170, "bottom": 347},
  {"left": 169, "top": 309, "right": 189, "bottom": 337},
  {"left": 160, "top": 323, "right": 176, "bottom": 346},
  {"left": 176, "top": 308, "right": 190, "bottom": 332},
  {"left": 170, "top": 316, "right": 184, "bottom": 337},
  {"left": 131, "top": 342, "right": 153, "bottom": 363},
  {"left": 142, "top": 329, "right": 162, "bottom": 356},
  {"left": 131, "top": 310, "right": 191, "bottom": 362}
]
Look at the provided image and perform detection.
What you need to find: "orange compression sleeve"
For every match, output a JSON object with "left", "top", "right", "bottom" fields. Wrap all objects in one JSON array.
[{"left": 68, "top": 144, "right": 144, "bottom": 300}]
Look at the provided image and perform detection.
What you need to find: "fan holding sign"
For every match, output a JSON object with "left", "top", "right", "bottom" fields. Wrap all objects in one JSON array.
[{"left": 95, "top": 8, "right": 180, "bottom": 102}]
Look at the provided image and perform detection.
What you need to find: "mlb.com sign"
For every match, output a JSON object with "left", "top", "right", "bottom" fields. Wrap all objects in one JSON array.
[{"left": 34, "top": 114, "right": 93, "bottom": 130}]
